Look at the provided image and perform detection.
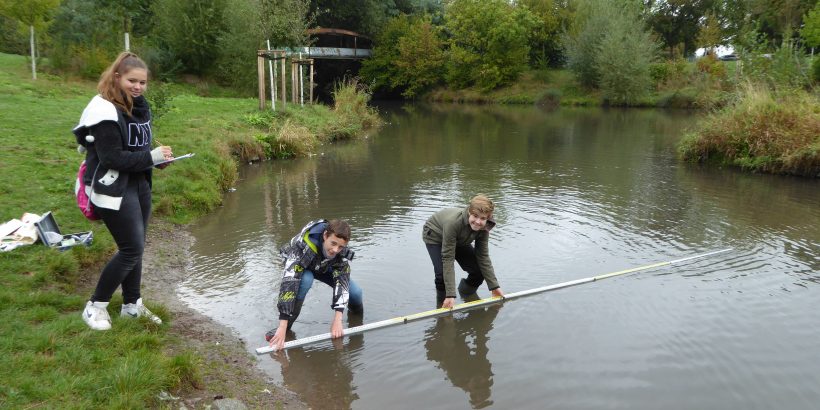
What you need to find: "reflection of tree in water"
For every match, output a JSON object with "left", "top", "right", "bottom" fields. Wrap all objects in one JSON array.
[
  {"left": 425, "top": 306, "right": 501, "bottom": 409},
  {"left": 274, "top": 332, "right": 364, "bottom": 410}
]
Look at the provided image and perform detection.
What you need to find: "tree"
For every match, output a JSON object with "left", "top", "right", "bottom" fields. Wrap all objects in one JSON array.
[
  {"left": 48, "top": 0, "right": 130, "bottom": 78},
  {"left": 151, "top": 0, "right": 228, "bottom": 76},
  {"left": 516, "top": 0, "right": 573, "bottom": 67},
  {"left": 645, "top": 0, "right": 715, "bottom": 58},
  {"left": 747, "top": 0, "right": 816, "bottom": 45},
  {"left": 564, "top": 0, "right": 618, "bottom": 87},
  {"left": 394, "top": 15, "right": 445, "bottom": 97},
  {"left": 444, "top": 0, "right": 537, "bottom": 91},
  {"left": 565, "top": 0, "right": 659, "bottom": 103},
  {"left": 595, "top": 8, "right": 659, "bottom": 104},
  {"left": 308, "top": 0, "right": 431, "bottom": 36},
  {"left": 212, "top": 0, "right": 310, "bottom": 92},
  {"left": 801, "top": 2, "right": 820, "bottom": 53},
  {"left": 697, "top": 11, "right": 724, "bottom": 54},
  {"left": 360, "top": 15, "right": 411, "bottom": 94},
  {"left": 0, "top": 0, "right": 59, "bottom": 79}
]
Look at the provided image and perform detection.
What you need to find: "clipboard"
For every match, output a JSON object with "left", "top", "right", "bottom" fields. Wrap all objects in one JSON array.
[{"left": 155, "top": 153, "right": 195, "bottom": 166}]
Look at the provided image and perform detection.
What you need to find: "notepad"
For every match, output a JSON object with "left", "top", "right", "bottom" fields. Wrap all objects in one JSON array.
[{"left": 155, "top": 153, "right": 195, "bottom": 166}]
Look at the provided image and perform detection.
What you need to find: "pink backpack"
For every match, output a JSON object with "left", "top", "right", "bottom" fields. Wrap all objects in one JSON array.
[{"left": 75, "top": 161, "right": 100, "bottom": 221}]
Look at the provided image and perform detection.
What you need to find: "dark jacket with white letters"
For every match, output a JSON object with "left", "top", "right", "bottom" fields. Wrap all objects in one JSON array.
[{"left": 73, "top": 95, "right": 154, "bottom": 210}]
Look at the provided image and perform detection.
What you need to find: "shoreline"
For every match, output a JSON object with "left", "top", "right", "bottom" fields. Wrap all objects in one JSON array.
[{"left": 141, "top": 218, "right": 306, "bottom": 409}]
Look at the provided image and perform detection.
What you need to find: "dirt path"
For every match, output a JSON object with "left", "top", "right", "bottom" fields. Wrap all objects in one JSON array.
[{"left": 141, "top": 219, "right": 306, "bottom": 409}]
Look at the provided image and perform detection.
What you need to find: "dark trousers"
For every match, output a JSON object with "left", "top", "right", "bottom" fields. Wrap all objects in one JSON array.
[
  {"left": 425, "top": 243, "right": 485, "bottom": 293},
  {"left": 92, "top": 175, "right": 151, "bottom": 304}
]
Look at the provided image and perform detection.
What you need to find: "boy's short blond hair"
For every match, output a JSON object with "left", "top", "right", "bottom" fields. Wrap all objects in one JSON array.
[{"left": 468, "top": 194, "right": 494, "bottom": 216}]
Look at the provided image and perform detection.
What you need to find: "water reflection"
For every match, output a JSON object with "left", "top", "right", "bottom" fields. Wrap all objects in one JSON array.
[
  {"left": 272, "top": 330, "right": 364, "bottom": 410},
  {"left": 424, "top": 306, "right": 501, "bottom": 409}
]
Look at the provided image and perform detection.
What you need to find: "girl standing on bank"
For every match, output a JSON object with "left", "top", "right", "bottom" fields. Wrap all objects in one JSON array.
[{"left": 73, "top": 52, "right": 173, "bottom": 330}]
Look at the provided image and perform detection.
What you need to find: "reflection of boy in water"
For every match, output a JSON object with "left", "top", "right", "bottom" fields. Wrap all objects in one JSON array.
[
  {"left": 275, "top": 332, "right": 363, "bottom": 410},
  {"left": 266, "top": 219, "right": 364, "bottom": 350},
  {"left": 425, "top": 306, "right": 501, "bottom": 409},
  {"left": 423, "top": 195, "right": 505, "bottom": 308}
]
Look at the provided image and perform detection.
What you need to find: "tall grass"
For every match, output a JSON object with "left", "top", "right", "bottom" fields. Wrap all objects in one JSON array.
[
  {"left": 678, "top": 83, "right": 820, "bottom": 176},
  {"left": 232, "top": 80, "right": 382, "bottom": 159}
]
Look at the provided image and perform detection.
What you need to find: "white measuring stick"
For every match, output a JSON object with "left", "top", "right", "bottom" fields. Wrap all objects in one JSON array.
[{"left": 255, "top": 248, "right": 732, "bottom": 354}]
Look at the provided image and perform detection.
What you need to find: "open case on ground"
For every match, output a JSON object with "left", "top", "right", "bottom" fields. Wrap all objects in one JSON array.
[{"left": 35, "top": 212, "right": 93, "bottom": 251}]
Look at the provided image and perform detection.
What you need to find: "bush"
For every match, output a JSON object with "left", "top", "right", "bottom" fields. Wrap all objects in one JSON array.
[
  {"left": 649, "top": 62, "right": 670, "bottom": 86},
  {"left": 138, "top": 46, "right": 183, "bottom": 83},
  {"left": 696, "top": 53, "right": 727, "bottom": 78},
  {"left": 737, "top": 34, "right": 812, "bottom": 91},
  {"left": 0, "top": 16, "right": 27, "bottom": 55},
  {"left": 679, "top": 83, "right": 820, "bottom": 176},
  {"left": 145, "top": 82, "right": 175, "bottom": 122},
  {"left": 272, "top": 120, "right": 316, "bottom": 158},
  {"left": 331, "top": 79, "right": 381, "bottom": 134},
  {"left": 812, "top": 57, "right": 820, "bottom": 84},
  {"left": 49, "top": 44, "right": 113, "bottom": 80},
  {"left": 536, "top": 88, "right": 562, "bottom": 108}
]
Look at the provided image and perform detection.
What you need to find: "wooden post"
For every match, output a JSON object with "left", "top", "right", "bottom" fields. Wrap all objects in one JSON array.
[
  {"left": 257, "top": 53, "right": 266, "bottom": 110},
  {"left": 291, "top": 60, "right": 297, "bottom": 104},
  {"left": 309, "top": 61, "right": 314, "bottom": 104},
  {"left": 281, "top": 54, "right": 287, "bottom": 109}
]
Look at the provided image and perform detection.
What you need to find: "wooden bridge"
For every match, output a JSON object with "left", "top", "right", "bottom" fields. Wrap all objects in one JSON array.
[{"left": 256, "top": 28, "right": 373, "bottom": 110}]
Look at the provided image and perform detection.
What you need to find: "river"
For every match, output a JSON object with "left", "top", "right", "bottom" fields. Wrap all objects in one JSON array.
[{"left": 179, "top": 103, "right": 819, "bottom": 409}]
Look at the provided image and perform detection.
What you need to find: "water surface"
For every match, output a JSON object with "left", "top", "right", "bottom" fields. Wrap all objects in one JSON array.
[{"left": 180, "top": 104, "right": 819, "bottom": 409}]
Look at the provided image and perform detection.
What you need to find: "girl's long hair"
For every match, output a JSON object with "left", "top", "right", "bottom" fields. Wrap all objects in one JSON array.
[{"left": 97, "top": 52, "right": 148, "bottom": 115}]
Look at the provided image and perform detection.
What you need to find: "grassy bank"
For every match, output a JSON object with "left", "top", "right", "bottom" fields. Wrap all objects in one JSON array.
[
  {"left": 424, "top": 60, "right": 734, "bottom": 109},
  {"left": 678, "top": 84, "right": 820, "bottom": 177},
  {"left": 0, "top": 52, "right": 378, "bottom": 408}
]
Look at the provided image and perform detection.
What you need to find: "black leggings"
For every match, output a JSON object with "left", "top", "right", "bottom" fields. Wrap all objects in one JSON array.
[
  {"left": 425, "top": 243, "right": 485, "bottom": 293},
  {"left": 92, "top": 175, "right": 151, "bottom": 304}
]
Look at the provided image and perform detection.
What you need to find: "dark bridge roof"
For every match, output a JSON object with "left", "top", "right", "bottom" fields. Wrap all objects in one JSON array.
[{"left": 306, "top": 28, "right": 371, "bottom": 41}]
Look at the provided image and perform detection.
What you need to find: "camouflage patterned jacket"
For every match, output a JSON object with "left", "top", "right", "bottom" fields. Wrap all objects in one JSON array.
[{"left": 276, "top": 219, "right": 355, "bottom": 321}]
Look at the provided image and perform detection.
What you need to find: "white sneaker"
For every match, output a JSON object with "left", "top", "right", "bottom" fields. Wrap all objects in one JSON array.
[
  {"left": 120, "top": 298, "right": 162, "bottom": 324},
  {"left": 82, "top": 301, "right": 112, "bottom": 330}
]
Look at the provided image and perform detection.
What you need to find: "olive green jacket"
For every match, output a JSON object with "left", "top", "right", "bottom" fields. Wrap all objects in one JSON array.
[{"left": 422, "top": 207, "right": 498, "bottom": 296}]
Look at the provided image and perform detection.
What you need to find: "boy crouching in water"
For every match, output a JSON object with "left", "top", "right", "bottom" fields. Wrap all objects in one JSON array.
[
  {"left": 423, "top": 195, "right": 504, "bottom": 308},
  {"left": 267, "top": 219, "right": 363, "bottom": 350}
]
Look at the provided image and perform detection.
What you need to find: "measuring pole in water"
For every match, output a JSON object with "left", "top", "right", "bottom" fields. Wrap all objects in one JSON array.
[{"left": 256, "top": 248, "right": 733, "bottom": 354}]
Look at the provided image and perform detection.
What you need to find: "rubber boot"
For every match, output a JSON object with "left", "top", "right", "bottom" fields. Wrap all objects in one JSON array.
[
  {"left": 458, "top": 279, "right": 481, "bottom": 302},
  {"left": 458, "top": 278, "right": 478, "bottom": 297}
]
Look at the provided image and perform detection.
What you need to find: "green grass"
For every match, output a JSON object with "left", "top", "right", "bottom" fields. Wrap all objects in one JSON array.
[{"left": 0, "top": 52, "right": 379, "bottom": 408}]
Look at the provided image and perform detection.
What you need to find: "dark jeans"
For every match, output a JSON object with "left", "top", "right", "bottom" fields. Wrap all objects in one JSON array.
[
  {"left": 92, "top": 174, "right": 151, "bottom": 304},
  {"left": 425, "top": 243, "right": 485, "bottom": 294}
]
